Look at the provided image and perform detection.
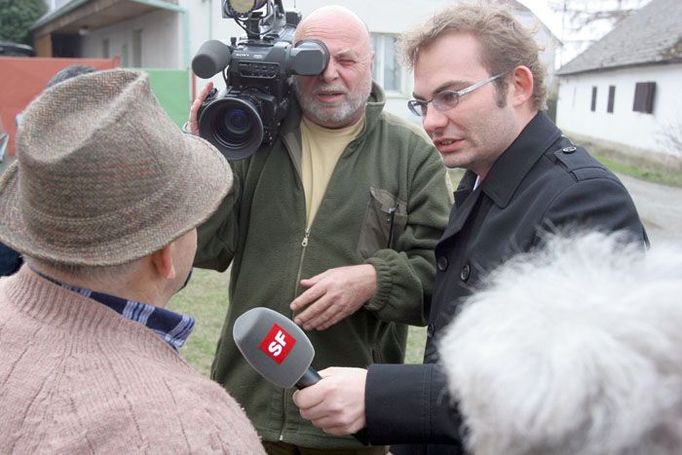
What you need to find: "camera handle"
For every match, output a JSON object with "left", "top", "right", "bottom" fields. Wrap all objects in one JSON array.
[{"left": 224, "top": 0, "right": 284, "bottom": 41}]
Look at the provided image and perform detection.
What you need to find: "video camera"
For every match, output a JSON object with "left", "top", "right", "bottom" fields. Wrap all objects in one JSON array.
[{"left": 192, "top": 0, "right": 329, "bottom": 160}]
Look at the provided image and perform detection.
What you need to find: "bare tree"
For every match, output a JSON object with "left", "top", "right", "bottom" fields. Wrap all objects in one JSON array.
[
  {"left": 658, "top": 122, "right": 682, "bottom": 157},
  {"left": 549, "top": 0, "right": 649, "bottom": 31},
  {"left": 550, "top": 0, "right": 651, "bottom": 65}
]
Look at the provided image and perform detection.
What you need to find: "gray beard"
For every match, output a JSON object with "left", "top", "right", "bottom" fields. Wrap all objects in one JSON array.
[{"left": 293, "top": 79, "right": 371, "bottom": 127}]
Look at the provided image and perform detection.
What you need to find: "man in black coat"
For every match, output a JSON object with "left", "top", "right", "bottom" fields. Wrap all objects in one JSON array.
[{"left": 292, "top": 4, "right": 648, "bottom": 454}]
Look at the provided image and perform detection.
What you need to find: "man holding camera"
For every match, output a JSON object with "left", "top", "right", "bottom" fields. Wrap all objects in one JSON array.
[{"left": 188, "top": 5, "right": 451, "bottom": 454}]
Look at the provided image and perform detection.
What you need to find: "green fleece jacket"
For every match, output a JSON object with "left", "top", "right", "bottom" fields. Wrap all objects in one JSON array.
[{"left": 195, "top": 83, "right": 451, "bottom": 449}]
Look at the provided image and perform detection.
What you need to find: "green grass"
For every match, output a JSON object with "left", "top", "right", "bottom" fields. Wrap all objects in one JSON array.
[
  {"left": 167, "top": 268, "right": 231, "bottom": 375},
  {"left": 443, "top": 139, "right": 682, "bottom": 188},
  {"left": 591, "top": 151, "right": 682, "bottom": 187},
  {"left": 167, "top": 268, "right": 428, "bottom": 376},
  {"left": 561, "top": 133, "right": 682, "bottom": 188}
]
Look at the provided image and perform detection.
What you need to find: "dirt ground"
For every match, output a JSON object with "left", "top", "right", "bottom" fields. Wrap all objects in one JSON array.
[{"left": 617, "top": 173, "right": 682, "bottom": 244}]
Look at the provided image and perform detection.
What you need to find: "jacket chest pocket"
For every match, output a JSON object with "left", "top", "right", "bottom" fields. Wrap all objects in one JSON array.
[{"left": 356, "top": 186, "right": 407, "bottom": 258}]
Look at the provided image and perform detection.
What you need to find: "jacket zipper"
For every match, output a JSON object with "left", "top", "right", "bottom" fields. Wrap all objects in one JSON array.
[
  {"left": 279, "top": 226, "right": 311, "bottom": 441},
  {"left": 294, "top": 227, "right": 311, "bottom": 301}
]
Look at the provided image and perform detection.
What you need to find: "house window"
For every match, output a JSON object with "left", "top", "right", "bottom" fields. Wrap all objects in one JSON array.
[
  {"left": 590, "top": 86, "right": 597, "bottom": 112},
  {"left": 607, "top": 85, "right": 615, "bottom": 113},
  {"left": 371, "top": 33, "right": 402, "bottom": 92},
  {"left": 132, "top": 30, "right": 142, "bottom": 67},
  {"left": 633, "top": 81, "right": 656, "bottom": 114},
  {"left": 102, "top": 39, "right": 109, "bottom": 58}
]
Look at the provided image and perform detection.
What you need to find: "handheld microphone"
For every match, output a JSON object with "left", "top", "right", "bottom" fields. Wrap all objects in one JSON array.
[
  {"left": 233, "top": 307, "right": 319, "bottom": 389},
  {"left": 232, "top": 307, "right": 370, "bottom": 444}
]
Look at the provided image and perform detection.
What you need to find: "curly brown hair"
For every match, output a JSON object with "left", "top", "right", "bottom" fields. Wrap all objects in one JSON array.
[{"left": 398, "top": 1, "right": 547, "bottom": 110}]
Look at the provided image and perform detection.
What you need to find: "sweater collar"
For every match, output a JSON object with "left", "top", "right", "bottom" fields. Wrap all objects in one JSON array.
[{"left": 29, "top": 267, "right": 195, "bottom": 351}]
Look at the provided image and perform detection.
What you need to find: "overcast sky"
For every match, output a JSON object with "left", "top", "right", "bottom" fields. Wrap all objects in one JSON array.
[
  {"left": 519, "top": 0, "right": 565, "bottom": 37},
  {"left": 518, "top": 0, "right": 652, "bottom": 66}
]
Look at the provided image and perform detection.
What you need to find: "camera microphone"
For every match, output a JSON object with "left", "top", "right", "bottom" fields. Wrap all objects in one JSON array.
[
  {"left": 192, "top": 40, "right": 232, "bottom": 79},
  {"left": 232, "top": 307, "right": 370, "bottom": 444}
]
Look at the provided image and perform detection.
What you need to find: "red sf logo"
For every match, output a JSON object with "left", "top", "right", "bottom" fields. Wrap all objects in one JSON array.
[{"left": 259, "top": 323, "right": 297, "bottom": 364}]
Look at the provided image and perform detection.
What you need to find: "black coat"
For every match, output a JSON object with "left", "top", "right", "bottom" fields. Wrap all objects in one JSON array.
[{"left": 364, "top": 112, "right": 648, "bottom": 455}]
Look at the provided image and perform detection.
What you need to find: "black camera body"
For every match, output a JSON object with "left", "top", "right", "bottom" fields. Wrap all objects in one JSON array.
[{"left": 192, "top": 0, "right": 329, "bottom": 160}]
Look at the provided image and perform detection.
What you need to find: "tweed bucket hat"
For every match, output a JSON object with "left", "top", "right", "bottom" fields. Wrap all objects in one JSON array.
[{"left": 0, "top": 69, "right": 232, "bottom": 266}]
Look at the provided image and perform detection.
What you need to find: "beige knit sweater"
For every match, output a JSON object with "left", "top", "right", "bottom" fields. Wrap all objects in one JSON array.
[{"left": 0, "top": 267, "right": 265, "bottom": 454}]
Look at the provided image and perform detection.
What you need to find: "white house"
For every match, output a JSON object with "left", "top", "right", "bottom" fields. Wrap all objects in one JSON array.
[
  {"left": 32, "top": 0, "right": 559, "bottom": 119},
  {"left": 555, "top": 0, "right": 682, "bottom": 157}
]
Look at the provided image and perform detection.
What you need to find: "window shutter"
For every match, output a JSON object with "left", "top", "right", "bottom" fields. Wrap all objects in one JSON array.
[
  {"left": 607, "top": 86, "right": 615, "bottom": 113},
  {"left": 633, "top": 82, "right": 656, "bottom": 113}
]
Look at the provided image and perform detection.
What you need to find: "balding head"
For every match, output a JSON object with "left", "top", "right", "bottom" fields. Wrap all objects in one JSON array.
[
  {"left": 292, "top": 5, "right": 374, "bottom": 128},
  {"left": 294, "top": 6, "right": 370, "bottom": 52}
]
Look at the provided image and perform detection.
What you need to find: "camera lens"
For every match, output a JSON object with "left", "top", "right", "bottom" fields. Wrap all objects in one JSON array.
[
  {"left": 221, "top": 108, "right": 251, "bottom": 139},
  {"left": 199, "top": 95, "right": 264, "bottom": 160}
]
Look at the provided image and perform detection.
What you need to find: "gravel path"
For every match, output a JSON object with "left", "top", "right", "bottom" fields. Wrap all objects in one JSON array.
[{"left": 616, "top": 173, "right": 682, "bottom": 244}]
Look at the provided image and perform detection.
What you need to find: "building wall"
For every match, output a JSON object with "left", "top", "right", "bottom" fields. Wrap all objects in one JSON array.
[
  {"left": 182, "top": 0, "right": 558, "bottom": 119},
  {"left": 146, "top": 68, "right": 190, "bottom": 127},
  {"left": 80, "top": 8, "right": 182, "bottom": 68},
  {"left": 49, "top": 0, "right": 557, "bottom": 121},
  {"left": 556, "top": 63, "right": 682, "bottom": 155},
  {"left": 287, "top": 0, "right": 558, "bottom": 91}
]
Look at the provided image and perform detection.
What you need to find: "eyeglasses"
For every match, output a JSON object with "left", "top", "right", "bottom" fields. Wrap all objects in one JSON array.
[{"left": 407, "top": 72, "right": 507, "bottom": 117}]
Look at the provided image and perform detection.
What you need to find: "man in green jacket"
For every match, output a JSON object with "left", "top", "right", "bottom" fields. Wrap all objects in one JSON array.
[{"left": 188, "top": 5, "right": 451, "bottom": 454}]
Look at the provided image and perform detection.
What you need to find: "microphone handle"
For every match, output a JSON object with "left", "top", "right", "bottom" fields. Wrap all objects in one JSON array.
[
  {"left": 295, "top": 367, "right": 322, "bottom": 389},
  {"left": 295, "top": 367, "right": 371, "bottom": 445}
]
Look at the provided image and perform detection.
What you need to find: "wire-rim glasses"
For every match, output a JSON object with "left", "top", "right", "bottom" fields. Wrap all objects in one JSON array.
[{"left": 407, "top": 72, "right": 507, "bottom": 117}]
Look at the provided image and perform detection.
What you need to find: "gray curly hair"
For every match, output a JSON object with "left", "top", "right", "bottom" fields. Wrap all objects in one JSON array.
[{"left": 440, "top": 231, "right": 682, "bottom": 455}]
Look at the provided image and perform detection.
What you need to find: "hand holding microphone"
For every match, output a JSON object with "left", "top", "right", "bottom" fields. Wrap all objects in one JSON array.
[
  {"left": 232, "top": 308, "right": 370, "bottom": 443},
  {"left": 292, "top": 366, "right": 369, "bottom": 438}
]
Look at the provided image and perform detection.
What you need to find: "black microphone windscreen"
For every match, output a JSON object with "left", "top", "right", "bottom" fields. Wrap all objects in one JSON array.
[
  {"left": 192, "top": 40, "right": 231, "bottom": 79},
  {"left": 233, "top": 307, "right": 316, "bottom": 389}
]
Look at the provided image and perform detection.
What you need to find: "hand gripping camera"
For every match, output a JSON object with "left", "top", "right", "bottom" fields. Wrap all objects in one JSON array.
[{"left": 192, "top": 0, "right": 329, "bottom": 160}]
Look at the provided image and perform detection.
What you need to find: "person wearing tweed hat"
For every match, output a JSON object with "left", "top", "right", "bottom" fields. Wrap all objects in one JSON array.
[
  {"left": 0, "top": 63, "right": 96, "bottom": 278},
  {"left": 0, "top": 69, "right": 265, "bottom": 453}
]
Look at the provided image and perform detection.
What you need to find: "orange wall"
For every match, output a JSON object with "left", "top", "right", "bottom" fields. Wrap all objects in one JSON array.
[{"left": 0, "top": 57, "right": 119, "bottom": 157}]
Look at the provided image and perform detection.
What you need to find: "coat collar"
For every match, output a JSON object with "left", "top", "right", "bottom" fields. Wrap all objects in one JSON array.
[
  {"left": 454, "top": 170, "right": 478, "bottom": 208},
  {"left": 445, "top": 175, "right": 483, "bottom": 239},
  {"left": 441, "top": 112, "right": 561, "bottom": 242},
  {"left": 479, "top": 111, "right": 561, "bottom": 208}
]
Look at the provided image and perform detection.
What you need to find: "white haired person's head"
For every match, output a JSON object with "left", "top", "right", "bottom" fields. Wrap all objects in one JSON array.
[{"left": 439, "top": 231, "right": 682, "bottom": 455}]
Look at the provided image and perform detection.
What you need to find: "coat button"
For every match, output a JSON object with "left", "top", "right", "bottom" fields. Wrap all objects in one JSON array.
[
  {"left": 562, "top": 146, "right": 577, "bottom": 153},
  {"left": 460, "top": 263, "right": 471, "bottom": 281},
  {"left": 437, "top": 256, "right": 448, "bottom": 271},
  {"left": 427, "top": 324, "right": 435, "bottom": 338}
]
